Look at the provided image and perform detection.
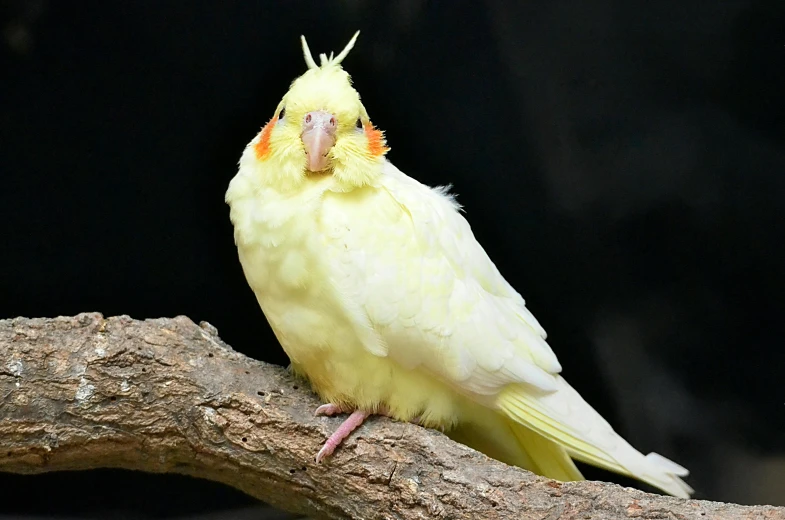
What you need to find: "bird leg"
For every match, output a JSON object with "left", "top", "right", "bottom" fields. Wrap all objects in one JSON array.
[
  {"left": 313, "top": 403, "right": 424, "bottom": 463},
  {"left": 315, "top": 408, "right": 370, "bottom": 463}
]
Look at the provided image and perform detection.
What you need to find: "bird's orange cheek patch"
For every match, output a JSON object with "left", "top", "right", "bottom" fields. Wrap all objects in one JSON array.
[
  {"left": 254, "top": 116, "right": 278, "bottom": 159},
  {"left": 364, "top": 122, "right": 389, "bottom": 157}
]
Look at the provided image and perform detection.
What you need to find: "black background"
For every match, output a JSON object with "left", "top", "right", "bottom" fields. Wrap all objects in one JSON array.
[{"left": 1, "top": 1, "right": 784, "bottom": 517}]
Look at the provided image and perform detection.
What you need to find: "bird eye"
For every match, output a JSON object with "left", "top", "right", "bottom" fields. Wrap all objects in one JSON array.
[
  {"left": 356, "top": 118, "right": 363, "bottom": 129},
  {"left": 278, "top": 107, "right": 286, "bottom": 120}
]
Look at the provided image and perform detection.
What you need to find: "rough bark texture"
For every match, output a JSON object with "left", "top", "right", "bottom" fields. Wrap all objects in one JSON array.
[{"left": 0, "top": 314, "right": 781, "bottom": 520}]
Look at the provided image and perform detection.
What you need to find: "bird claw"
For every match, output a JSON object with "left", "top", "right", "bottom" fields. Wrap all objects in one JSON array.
[
  {"left": 314, "top": 403, "right": 345, "bottom": 417},
  {"left": 315, "top": 444, "right": 333, "bottom": 464}
]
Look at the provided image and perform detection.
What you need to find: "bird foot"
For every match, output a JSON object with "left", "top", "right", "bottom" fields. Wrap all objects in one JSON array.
[
  {"left": 313, "top": 403, "right": 424, "bottom": 463},
  {"left": 314, "top": 403, "right": 351, "bottom": 417},
  {"left": 315, "top": 408, "right": 370, "bottom": 463}
]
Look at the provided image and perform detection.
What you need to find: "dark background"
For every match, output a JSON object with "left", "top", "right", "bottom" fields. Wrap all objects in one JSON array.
[{"left": 2, "top": 1, "right": 784, "bottom": 517}]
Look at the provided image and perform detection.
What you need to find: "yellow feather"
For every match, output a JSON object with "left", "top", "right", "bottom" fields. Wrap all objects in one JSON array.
[
  {"left": 225, "top": 32, "right": 693, "bottom": 499},
  {"left": 507, "top": 421, "right": 584, "bottom": 482}
]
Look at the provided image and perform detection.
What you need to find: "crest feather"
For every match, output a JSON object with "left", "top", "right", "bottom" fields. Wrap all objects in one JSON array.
[{"left": 300, "top": 31, "right": 360, "bottom": 70}]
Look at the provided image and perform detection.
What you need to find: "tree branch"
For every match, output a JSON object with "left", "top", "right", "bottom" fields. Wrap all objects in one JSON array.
[{"left": 0, "top": 314, "right": 781, "bottom": 519}]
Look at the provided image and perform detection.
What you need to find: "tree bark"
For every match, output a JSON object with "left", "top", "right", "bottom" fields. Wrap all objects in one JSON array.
[{"left": 0, "top": 314, "right": 781, "bottom": 520}]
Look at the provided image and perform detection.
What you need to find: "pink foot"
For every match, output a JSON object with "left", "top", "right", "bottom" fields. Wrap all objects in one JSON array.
[
  {"left": 315, "top": 409, "right": 370, "bottom": 463},
  {"left": 314, "top": 403, "right": 348, "bottom": 417}
]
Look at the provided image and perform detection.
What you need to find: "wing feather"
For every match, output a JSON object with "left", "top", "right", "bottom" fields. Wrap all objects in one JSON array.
[
  {"left": 318, "top": 161, "right": 560, "bottom": 397},
  {"left": 316, "top": 161, "right": 691, "bottom": 497}
]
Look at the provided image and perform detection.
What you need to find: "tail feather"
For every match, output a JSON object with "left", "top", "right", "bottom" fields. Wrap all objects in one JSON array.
[
  {"left": 448, "top": 407, "right": 582, "bottom": 482},
  {"left": 507, "top": 419, "right": 584, "bottom": 482},
  {"left": 646, "top": 452, "right": 689, "bottom": 476},
  {"left": 497, "top": 375, "right": 693, "bottom": 498},
  {"left": 448, "top": 409, "right": 541, "bottom": 472}
]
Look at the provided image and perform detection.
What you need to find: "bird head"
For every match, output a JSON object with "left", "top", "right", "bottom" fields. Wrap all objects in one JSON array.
[{"left": 242, "top": 31, "right": 389, "bottom": 192}]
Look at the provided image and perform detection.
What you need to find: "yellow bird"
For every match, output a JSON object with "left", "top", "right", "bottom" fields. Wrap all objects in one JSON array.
[{"left": 225, "top": 32, "right": 693, "bottom": 498}]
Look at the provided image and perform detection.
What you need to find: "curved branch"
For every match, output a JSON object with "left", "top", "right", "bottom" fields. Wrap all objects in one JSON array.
[{"left": 0, "top": 314, "right": 781, "bottom": 519}]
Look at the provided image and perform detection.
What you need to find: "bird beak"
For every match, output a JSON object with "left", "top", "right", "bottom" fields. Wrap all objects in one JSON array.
[{"left": 301, "top": 111, "right": 337, "bottom": 172}]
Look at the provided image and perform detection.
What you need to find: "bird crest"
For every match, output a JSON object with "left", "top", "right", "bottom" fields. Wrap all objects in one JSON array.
[{"left": 301, "top": 31, "right": 360, "bottom": 70}]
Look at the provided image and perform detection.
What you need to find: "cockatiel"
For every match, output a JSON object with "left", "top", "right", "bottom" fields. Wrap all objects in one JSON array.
[{"left": 225, "top": 31, "right": 693, "bottom": 498}]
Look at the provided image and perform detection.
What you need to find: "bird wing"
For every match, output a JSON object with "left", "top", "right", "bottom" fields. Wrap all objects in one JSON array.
[
  {"left": 318, "top": 160, "right": 562, "bottom": 398},
  {"left": 317, "top": 161, "right": 692, "bottom": 498}
]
